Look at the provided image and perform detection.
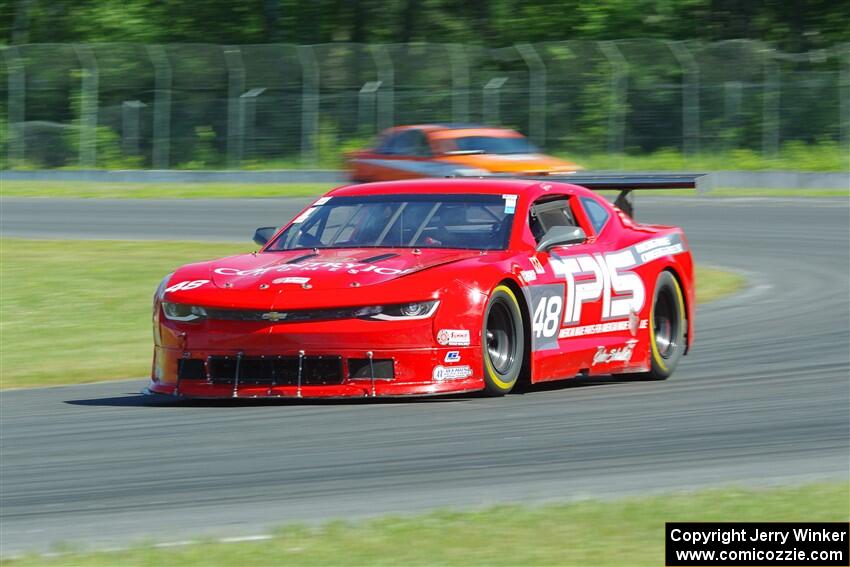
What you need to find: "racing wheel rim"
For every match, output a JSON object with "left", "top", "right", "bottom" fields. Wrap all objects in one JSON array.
[
  {"left": 486, "top": 300, "right": 517, "bottom": 375},
  {"left": 482, "top": 285, "right": 524, "bottom": 395},
  {"left": 653, "top": 284, "right": 679, "bottom": 360}
]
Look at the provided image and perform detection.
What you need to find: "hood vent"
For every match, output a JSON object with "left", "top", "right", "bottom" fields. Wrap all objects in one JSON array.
[
  {"left": 286, "top": 252, "right": 319, "bottom": 264},
  {"left": 361, "top": 252, "right": 400, "bottom": 264}
]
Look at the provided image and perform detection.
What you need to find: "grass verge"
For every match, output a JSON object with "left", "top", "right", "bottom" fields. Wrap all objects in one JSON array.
[
  {"left": 0, "top": 239, "right": 744, "bottom": 389},
  {"left": 0, "top": 239, "right": 252, "bottom": 389},
  {"left": 695, "top": 266, "right": 746, "bottom": 303},
  {"left": 4, "top": 483, "right": 848, "bottom": 566},
  {"left": 569, "top": 145, "right": 849, "bottom": 172},
  {"left": 1, "top": 180, "right": 848, "bottom": 199},
  {"left": 0, "top": 181, "right": 333, "bottom": 199}
]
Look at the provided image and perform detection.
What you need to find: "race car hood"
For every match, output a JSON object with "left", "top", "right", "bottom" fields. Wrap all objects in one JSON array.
[
  {"left": 205, "top": 248, "right": 481, "bottom": 292},
  {"left": 438, "top": 153, "right": 581, "bottom": 174}
]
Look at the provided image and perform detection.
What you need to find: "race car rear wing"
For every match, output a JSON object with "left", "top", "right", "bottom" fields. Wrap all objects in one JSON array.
[{"left": 495, "top": 173, "right": 708, "bottom": 217}]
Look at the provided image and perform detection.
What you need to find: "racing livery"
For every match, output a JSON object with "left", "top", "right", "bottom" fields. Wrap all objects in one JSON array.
[
  {"left": 148, "top": 177, "right": 696, "bottom": 399},
  {"left": 347, "top": 124, "right": 581, "bottom": 182}
]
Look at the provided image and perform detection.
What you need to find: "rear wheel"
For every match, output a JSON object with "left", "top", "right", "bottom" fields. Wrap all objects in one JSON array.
[
  {"left": 633, "top": 271, "right": 686, "bottom": 380},
  {"left": 482, "top": 285, "right": 524, "bottom": 395}
]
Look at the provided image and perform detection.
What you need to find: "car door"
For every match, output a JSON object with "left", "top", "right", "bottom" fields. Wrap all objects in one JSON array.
[
  {"left": 524, "top": 195, "right": 621, "bottom": 380},
  {"left": 573, "top": 194, "right": 648, "bottom": 373}
]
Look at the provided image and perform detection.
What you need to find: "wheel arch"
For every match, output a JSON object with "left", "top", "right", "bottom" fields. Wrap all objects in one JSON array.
[
  {"left": 659, "top": 265, "right": 691, "bottom": 355},
  {"left": 493, "top": 277, "right": 533, "bottom": 389}
]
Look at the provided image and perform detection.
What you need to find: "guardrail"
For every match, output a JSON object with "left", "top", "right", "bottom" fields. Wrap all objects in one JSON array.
[{"left": 2, "top": 169, "right": 848, "bottom": 190}]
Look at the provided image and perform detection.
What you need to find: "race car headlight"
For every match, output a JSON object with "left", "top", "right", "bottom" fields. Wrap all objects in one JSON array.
[
  {"left": 363, "top": 300, "right": 439, "bottom": 321},
  {"left": 162, "top": 302, "right": 208, "bottom": 322},
  {"left": 398, "top": 302, "right": 433, "bottom": 317}
]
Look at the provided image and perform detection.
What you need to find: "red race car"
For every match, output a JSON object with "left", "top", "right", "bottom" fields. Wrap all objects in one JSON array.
[{"left": 148, "top": 175, "right": 699, "bottom": 399}]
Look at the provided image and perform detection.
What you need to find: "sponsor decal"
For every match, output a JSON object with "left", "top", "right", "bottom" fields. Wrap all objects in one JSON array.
[
  {"left": 214, "top": 262, "right": 414, "bottom": 277},
  {"left": 558, "top": 319, "right": 648, "bottom": 338},
  {"left": 444, "top": 351, "right": 461, "bottom": 363},
  {"left": 551, "top": 249, "right": 646, "bottom": 325},
  {"left": 519, "top": 269, "right": 537, "bottom": 284},
  {"left": 634, "top": 236, "right": 685, "bottom": 263},
  {"left": 526, "top": 234, "right": 685, "bottom": 351},
  {"left": 165, "top": 279, "right": 209, "bottom": 292},
  {"left": 592, "top": 339, "right": 638, "bottom": 365},
  {"left": 271, "top": 276, "right": 311, "bottom": 285},
  {"left": 547, "top": 234, "right": 687, "bottom": 326},
  {"left": 292, "top": 207, "right": 316, "bottom": 224},
  {"left": 530, "top": 256, "right": 545, "bottom": 274},
  {"left": 433, "top": 365, "right": 473, "bottom": 382},
  {"left": 501, "top": 194, "right": 518, "bottom": 214},
  {"left": 437, "top": 329, "right": 471, "bottom": 346}
]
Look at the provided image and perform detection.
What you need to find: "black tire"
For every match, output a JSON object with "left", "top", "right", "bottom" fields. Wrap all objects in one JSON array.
[
  {"left": 482, "top": 285, "right": 525, "bottom": 395},
  {"left": 632, "top": 270, "right": 687, "bottom": 380}
]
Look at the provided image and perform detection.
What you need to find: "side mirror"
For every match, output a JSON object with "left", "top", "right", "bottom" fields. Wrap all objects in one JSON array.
[
  {"left": 536, "top": 226, "right": 586, "bottom": 252},
  {"left": 253, "top": 226, "right": 278, "bottom": 246}
]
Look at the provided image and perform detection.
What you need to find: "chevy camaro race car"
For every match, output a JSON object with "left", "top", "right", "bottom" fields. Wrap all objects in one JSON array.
[
  {"left": 347, "top": 124, "right": 581, "bottom": 182},
  {"left": 148, "top": 175, "right": 697, "bottom": 399}
]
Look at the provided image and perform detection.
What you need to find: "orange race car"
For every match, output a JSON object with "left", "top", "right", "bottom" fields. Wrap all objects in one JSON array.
[{"left": 347, "top": 124, "right": 582, "bottom": 182}]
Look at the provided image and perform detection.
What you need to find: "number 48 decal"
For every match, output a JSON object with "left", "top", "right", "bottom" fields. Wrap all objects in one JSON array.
[
  {"left": 533, "top": 295, "right": 562, "bottom": 338},
  {"left": 165, "top": 279, "right": 209, "bottom": 292}
]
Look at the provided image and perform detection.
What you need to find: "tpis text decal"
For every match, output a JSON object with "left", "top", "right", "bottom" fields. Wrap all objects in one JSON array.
[{"left": 527, "top": 233, "right": 686, "bottom": 351}]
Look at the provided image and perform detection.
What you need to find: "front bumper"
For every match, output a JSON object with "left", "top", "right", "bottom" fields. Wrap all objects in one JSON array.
[{"left": 148, "top": 345, "right": 484, "bottom": 398}]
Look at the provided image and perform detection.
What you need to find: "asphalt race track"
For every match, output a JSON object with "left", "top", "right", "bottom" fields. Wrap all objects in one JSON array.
[{"left": 1, "top": 196, "right": 848, "bottom": 555}]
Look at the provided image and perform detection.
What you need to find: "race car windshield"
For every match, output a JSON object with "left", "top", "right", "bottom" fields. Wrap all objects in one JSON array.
[
  {"left": 267, "top": 194, "right": 514, "bottom": 251},
  {"left": 450, "top": 136, "right": 539, "bottom": 155}
]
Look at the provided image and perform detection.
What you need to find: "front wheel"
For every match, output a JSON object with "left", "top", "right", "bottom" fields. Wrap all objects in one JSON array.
[
  {"left": 482, "top": 285, "right": 525, "bottom": 395},
  {"left": 632, "top": 270, "right": 687, "bottom": 381}
]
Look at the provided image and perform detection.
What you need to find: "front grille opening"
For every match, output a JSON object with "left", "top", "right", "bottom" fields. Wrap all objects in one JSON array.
[
  {"left": 348, "top": 358, "right": 394, "bottom": 379},
  {"left": 206, "top": 355, "right": 344, "bottom": 386},
  {"left": 208, "top": 357, "right": 237, "bottom": 384},
  {"left": 302, "top": 357, "right": 345, "bottom": 385},
  {"left": 177, "top": 358, "right": 206, "bottom": 380}
]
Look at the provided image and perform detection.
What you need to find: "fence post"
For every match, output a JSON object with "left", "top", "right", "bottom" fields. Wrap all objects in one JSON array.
[
  {"left": 147, "top": 45, "right": 171, "bottom": 169},
  {"left": 3, "top": 46, "right": 25, "bottom": 166},
  {"left": 667, "top": 41, "right": 700, "bottom": 156},
  {"left": 723, "top": 81, "right": 743, "bottom": 151},
  {"left": 358, "top": 81, "right": 381, "bottom": 134},
  {"left": 448, "top": 44, "right": 469, "bottom": 123},
  {"left": 122, "top": 100, "right": 146, "bottom": 156},
  {"left": 241, "top": 88, "right": 265, "bottom": 160},
  {"left": 73, "top": 45, "right": 98, "bottom": 168},
  {"left": 840, "top": 43, "right": 850, "bottom": 167},
  {"left": 297, "top": 45, "right": 319, "bottom": 166},
  {"left": 599, "top": 41, "right": 628, "bottom": 159},
  {"left": 370, "top": 45, "right": 394, "bottom": 132},
  {"left": 223, "top": 46, "right": 246, "bottom": 168},
  {"left": 515, "top": 43, "right": 546, "bottom": 147},
  {"left": 762, "top": 49, "right": 780, "bottom": 157},
  {"left": 483, "top": 77, "right": 508, "bottom": 124}
]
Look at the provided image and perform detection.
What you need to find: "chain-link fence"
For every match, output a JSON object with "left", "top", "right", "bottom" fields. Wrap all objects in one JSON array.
[{"left": 1, "top": 40, "right": 848, "bottom": 169}]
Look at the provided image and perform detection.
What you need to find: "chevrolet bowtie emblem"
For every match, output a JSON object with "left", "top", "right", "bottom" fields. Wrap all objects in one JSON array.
[{"left": 261, "top": 311, "right": 285, "bottom": 322}]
